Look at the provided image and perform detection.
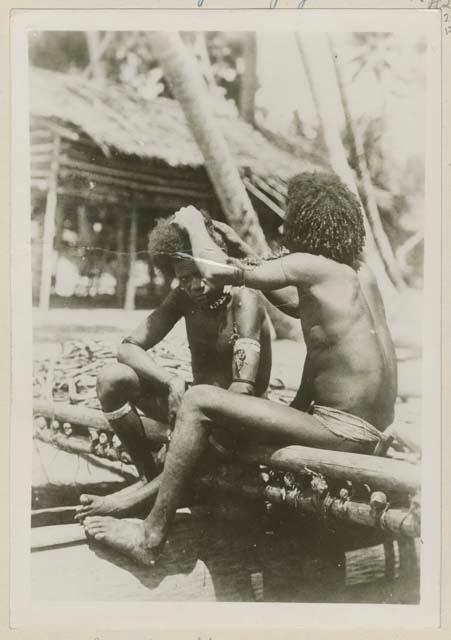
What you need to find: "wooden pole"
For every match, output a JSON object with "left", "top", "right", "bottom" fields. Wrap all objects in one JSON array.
[
  {"left": 116, "top": 213, "right": 126, "bottom": 306},
  {"left": 33, "top": 398, "right": 169, "bottom": 445},
  {"left": 39, "top": 133, "right": 61, "bottom": 311},
  {"left": 236, "top": 443, "right": 420, "bottom": 495},
  {"left": 124, "top": 208, "right": 138, "bottom": 310},
  {"left": 198, "top": 475, "right": 420, "bottom": 539}
]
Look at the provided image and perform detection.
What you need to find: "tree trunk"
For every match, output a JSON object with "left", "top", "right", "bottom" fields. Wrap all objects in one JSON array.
[
  {"left": 295, "top": 33, "right": 396, "bottom": 303},
  {"left": 147, "top": 32, "right": 267, "bottom": 254},
  {"left": 239, "top": 33, "right": 258, "bottom": 126},
  {"left": 328, "top": 35, "right": 405, "bottom": 291}
]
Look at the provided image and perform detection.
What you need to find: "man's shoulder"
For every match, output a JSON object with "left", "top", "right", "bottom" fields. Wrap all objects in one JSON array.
[{"left": 160, "top": 287, "right": 190, "bottom": 314}]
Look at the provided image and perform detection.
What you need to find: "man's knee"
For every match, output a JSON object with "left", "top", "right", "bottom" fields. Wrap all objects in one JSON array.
[
  {"left": 96, "top": 363, "right": 139, "bottom": 402},
  {"left": 178, "top": 385, "right": 213, "bottom": 417}
]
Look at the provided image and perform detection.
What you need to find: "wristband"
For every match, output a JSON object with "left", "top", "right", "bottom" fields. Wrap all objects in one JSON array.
[{"left": 233, "top": 267, "right": 245, "bottom": 287}]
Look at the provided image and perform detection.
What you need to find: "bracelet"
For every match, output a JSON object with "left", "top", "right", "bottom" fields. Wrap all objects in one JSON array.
[
  {"left": 232, "top": 379, "right": 256, "bottom": 386},
  {"left": 233, "top": 266, "right": 245, "bottom": 287}
]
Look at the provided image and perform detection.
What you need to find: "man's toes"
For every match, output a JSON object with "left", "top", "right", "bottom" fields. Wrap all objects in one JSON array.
[
  {"left": 79, "top": 494, "right": 92, "bottom": 505},
  {"left": 94, "top": 532, "right": 105, "bottom": 541}
]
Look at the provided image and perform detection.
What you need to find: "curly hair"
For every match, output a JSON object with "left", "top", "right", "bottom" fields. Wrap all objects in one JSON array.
[
  {"left": 284, "top": 172, "right": 365, "bottom": 267},
  {"left": 148, "top": 211, "right": 227, "bottom": 275}
]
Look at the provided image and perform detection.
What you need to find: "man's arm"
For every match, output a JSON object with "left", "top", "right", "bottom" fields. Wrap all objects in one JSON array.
[
  {"left": 228, "top": 288, "right": 265, "bottom": 396},
  {"left": 117, "top": 290, "right": 184, "bottom": 389},
  {"left": 211, "top": 218, "right": 300, "bottom": 317},
  {"left": 174, "top": 206, "right": 333, "bottom": 292}
]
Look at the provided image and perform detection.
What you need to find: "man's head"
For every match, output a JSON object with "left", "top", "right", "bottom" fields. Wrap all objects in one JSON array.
[
  {"left": 148, "top": 212, "right": 228, "bottom": 304},
  {"left": 284, "top": 172, "right": 365, "bottom": 267}
]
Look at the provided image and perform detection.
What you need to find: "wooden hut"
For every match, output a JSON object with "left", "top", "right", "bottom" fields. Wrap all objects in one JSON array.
[{"left": 29, "top": 67, "right": 324, "bottom": 310}]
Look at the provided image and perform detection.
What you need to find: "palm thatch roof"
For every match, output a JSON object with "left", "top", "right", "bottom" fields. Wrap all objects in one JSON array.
[{"left": 30, "top": 67, "right": 325, "bottom": 210}]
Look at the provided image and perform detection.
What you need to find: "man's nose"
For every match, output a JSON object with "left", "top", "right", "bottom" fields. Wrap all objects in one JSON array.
[{"left": 191, "top": 277, "right": 205, "bottom": 291}]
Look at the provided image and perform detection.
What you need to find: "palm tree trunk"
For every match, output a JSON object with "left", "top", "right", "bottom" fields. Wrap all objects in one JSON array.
[
  {"left": 147, "top": 32, "right": 268, "bottom": 255},
  {"left": 328, "top": 35, "right": 405, "bottom": 291},
  {"left": 239, "top": 33, "right": 258, "bottom": 126},
  {"left": 295, "top": 33, "right": 396, "bottom": 302}
]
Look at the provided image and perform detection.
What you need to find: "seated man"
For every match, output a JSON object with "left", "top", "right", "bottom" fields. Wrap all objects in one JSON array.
[
  {"left": 83, "top": 172, "right": 398, "bottom": 566},
  {"left": 76, "top": 214, "right": 272, "bottom": 521}
]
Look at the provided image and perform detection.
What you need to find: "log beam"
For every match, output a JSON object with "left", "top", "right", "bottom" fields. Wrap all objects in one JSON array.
[
  {"left": 33, "top": 398, "right": 169, "bottom": 445},
  {"left": 237, "top": 443, "right": 420, "bottom": 495},
  {"left": 198, "top": 475, "right": 420, "bottom": 540},
  {"left": 33, "top": 400, "right": 420, "bottom": 494}
]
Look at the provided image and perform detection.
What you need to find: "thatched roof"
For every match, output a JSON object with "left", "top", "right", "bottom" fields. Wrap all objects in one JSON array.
[{"left": 30, "top": 67, "right": 323, "bottom": 199}]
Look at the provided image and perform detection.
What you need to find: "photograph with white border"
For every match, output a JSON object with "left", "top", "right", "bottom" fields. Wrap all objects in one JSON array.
[{"left": 10, "top": 6, "right": 442, "bottom": 630}]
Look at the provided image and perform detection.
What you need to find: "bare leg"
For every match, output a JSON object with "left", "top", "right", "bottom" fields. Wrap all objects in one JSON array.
[
  {"left": 96, "top": 362, "right": 158, "bottom": 481},
  {"left": 78, "top": 364, "right": 171, "bottom": 520},
  {"left": 84, "top": 385, "right": 362, "bottom": 565}
]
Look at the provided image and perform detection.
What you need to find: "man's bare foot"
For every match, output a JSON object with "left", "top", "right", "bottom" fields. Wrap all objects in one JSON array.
[
  {"left": 83, "top": 516, "right": 164, "bottom": 567},
  {"left": 75, "top": 493, "right": 136, "bottom": 521},
  {"left": 75, "top": 479, "right": 151, "bottom": 521}
]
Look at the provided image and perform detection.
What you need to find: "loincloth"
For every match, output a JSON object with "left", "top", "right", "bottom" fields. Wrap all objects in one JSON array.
[{"left": 311, "top": 404, "right": 390, "bottom": 456}]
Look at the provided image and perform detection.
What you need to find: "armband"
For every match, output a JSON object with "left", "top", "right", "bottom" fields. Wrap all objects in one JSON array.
[
  {"left": 104, "top": 402, "right": 133, "bottom": 421},
  {"left": 233, "top": 338, "right": 261, "bottom": 354}
]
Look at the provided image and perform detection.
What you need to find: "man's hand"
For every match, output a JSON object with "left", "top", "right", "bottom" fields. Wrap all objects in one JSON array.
[
  {"left": 172, "top": 205, "right": 205, "bottom": 231},
  {"left": 228, "top": 381, "right": 255, "bottom": 396},
  {"left": 211, "top": 220, "right": 256, "bottom": 259},
  {"left": 167, "top": 376, "right": 186, "bottom": 427}
]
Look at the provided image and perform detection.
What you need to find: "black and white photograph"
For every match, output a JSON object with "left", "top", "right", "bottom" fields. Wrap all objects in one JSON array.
[{"left": 10, "top": 6, "right": 442, "bottom": 630}]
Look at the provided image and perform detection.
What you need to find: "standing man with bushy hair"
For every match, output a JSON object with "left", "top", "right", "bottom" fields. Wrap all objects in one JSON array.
[{"left": 76, "top": 212, "right": 272, "bottom": 521}]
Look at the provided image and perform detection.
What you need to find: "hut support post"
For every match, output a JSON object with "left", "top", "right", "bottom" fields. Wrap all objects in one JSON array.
[
  {"left": 116, "top": 214, "right": 126, "bottom": 306},
  {"left": 39, "top": 134, "right": 61, "bottom": 311},
  {"left": 124, "top": 208, "right": 138, "bottom": 311}
]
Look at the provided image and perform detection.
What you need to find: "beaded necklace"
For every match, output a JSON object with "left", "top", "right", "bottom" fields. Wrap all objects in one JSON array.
[{"left": 205, "top": 291, "right": 231, "bottom": 311}]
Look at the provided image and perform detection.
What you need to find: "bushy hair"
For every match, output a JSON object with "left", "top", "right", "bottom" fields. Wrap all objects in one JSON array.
[
  {"left": 148, "top": 211, "right": 227, "bottom": 275},
  {"left": 284, "top": 172, "right": 365, "bottom": 267}
]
